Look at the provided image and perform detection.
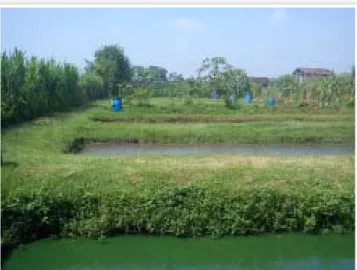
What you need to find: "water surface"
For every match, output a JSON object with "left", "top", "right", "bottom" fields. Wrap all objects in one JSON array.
[
  {"left": 80, "top": 143, "right": 355, "bottom": 157},
  {"left": 3, "top": 234, "right": 354, "bottom": 270}
]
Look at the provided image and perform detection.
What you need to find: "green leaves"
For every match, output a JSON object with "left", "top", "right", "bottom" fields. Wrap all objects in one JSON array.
[
  {"left": 2, "top": 182, "right": 354, "bottom": 246},
  {"left": 89, "top": 45, "right": 132, "bottom": 97},
  {"left": 275, "top": 74, "right": 355, "bottom": 108},
  {"left": 131, "top": 88, "right": 152, "bottom": 106},
  {"left": 1, "top": 48, "right": 85, "bottom": 127},
  {"left": 197, "top": 57, "right": 250, "bottom": 106},
  {"left": 78, "top": 72, "right": 105, "bottom": 101}
]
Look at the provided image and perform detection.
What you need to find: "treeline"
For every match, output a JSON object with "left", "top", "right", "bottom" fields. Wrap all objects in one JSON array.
[
  {"left": 1, "top": 45, "right": 132, "bottom": 127},
  {"left": 135, "top": 57, "right": 355, "bottom": 109},
  {"left": 151, "top": 66, "right": 355, "bottom": 109},
  {"left": 1, "top": 49, "right": 85, "bottom": 127},
  {"left": 2, "top": 45, "right": 355, "bottom": 127}
]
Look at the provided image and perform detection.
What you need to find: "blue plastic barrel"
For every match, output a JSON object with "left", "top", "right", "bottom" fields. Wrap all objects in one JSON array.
[
  {"left": 245, "top": 93, "right": 253, "bottom": 104},
  {"left": 267, "top": 97, "right": 276, "bottom": 107},
  {"left": 112, "top": 97, "right": 123, "bottom": 112}
]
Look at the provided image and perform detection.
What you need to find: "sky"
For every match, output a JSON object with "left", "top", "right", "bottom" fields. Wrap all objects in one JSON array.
[{"left": 1, "top": 8, "right": 355, "bottom": 78}]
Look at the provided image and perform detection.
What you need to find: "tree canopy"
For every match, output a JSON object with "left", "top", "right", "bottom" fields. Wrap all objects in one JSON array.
[{"left": 86, "top": 45, "right": 132, "bottom": 97}]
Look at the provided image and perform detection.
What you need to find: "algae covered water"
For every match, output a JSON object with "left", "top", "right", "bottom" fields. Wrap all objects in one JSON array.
[{"left": 2, "top": 234, "right": 354, "bottom": 270}]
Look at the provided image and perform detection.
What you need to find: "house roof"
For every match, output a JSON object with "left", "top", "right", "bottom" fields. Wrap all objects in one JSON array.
[{"left": 293, "top": 68, "right": 334, "bottom": 76}]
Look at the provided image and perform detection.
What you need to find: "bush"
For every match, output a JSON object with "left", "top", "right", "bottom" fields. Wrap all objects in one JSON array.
[
  {"left": 131, "top": 88, "right": 152, "bottom": 106},
  {"left": 1, "top": 48, "right": 85, "bottom": 127},
  {"left": 2, "top": 183, "right": 354, "bottom": 246},
  {"left": 184, "top": 96, "right": 194, "bottom": 106},
  {"left": 346, "top": 98, "right": 355, "bottom": 108},
  {"left": 78, "top": 72, "right": 105, "bottom": 101}
]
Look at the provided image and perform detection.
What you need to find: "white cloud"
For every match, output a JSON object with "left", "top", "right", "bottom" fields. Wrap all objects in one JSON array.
[
  {"left": 271, "top": 9, "right": 287, "bottom": 24},
  {"left": 172, "top": 18, "right": 205, "bottom": 31}
]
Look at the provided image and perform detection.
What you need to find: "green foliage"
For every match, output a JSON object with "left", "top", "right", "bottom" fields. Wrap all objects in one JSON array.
[
  {"left": 346, "top": 98, "right": 354, "bottom": 108},
  {"left": 197, "top": 57, "right": 230, "bottom": 97},
  {"left": 86, "top": 45, "right": 132, "bottom": 97},
  {"left": 251, "top": 82, "right": 262, "bottom": 97},
  {"left": 197, "top": 57, "right": 250, "bottom": 105},
  {"left": 184, "top": 96, "right": 194, "bottom": 106},
  {"left": 1, "top": 48, "right": 85, "bottom": 127},
  {"left": 223, "top": 94, "right": 238, "bottom": 109},
  {"left": 2, "top": 184, "right": 354, "bottom": 245},
  {"left": 266, "top": 87, "right": 282, "bottom": 99},
  {"left": 131, "top": 88, "right": 152, "bottom": 106},
  {"left": 272, "top": 74, "right": 355, "bottom": 108},
  {"left": 132, "top": 65, "right": 167, "bottom": 88},
  {"left": 78, "top": 72, "right": 105, "bottom": 101}
]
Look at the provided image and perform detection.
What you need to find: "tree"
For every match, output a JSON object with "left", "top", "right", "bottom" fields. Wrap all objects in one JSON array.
[
  {"left": 197, "top": 57, "right": 229, "bottom": 96},
  {"left": 132, "top": 65, "right": 168, "bottom": 91},
  {"left": 198, "top": 57, "right": 250, "bottom": 107},
  {"left": 168, "top": 72, "right": 184, "bottom": 82},
  {"left": 78, "top": 72, "right": 105, "bottom": 100},
  {"left": 87, "top": 45, "right": 132, "bottom": 97},
  {"left": 147, "top": 66, "right": 168, "bottom": 82},
  {"left": 276, "top": 75, "right": 300, "bottom": 102},
  {"left": 223, "top": 67, "right": 250, "bottom": 97}
]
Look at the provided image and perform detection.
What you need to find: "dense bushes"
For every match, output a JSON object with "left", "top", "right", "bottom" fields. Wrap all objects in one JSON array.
[
  {"left": 78, "top": 72, "right": 105, "bottom": 101},
  {"left": 1, "top": 184, "right": 354, "bottom": 246},
  {"left": 1, "top": 47, "right": 131, "bottom": 127},
  {"left": 272, "top": 74, "right": 355, "bottom": 108},
  {"left": 1, "top": 49, "right": 85, "bottom": 127}
]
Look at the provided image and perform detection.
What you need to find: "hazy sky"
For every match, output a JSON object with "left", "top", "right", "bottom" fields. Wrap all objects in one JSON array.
[{"left": 1, "top": 8, "right": 355, "bottom": 77}]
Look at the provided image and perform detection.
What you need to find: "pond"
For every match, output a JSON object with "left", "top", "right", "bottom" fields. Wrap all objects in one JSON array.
[
  {"left": 80, "top": 143, "right": 355, "bottom": 157},
  {"left": 2, "top": 234, "right": 354, "bottom": 270}
]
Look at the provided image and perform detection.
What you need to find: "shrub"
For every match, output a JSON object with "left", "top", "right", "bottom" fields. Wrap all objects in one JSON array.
[{"left": 2, "top": 184, "right": 354, "bottom": 246}]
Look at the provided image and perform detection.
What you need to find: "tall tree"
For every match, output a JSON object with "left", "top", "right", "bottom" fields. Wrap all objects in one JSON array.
[
  {"left": 197, "top": 57, "right": 229, "bottom": 96},
  {"left": 78, "top": 72, "right": 105, "bottom": 101},
  {"left": 87, "top": 45, "right": 132, "bottom": 97},
  {"left": 147, "top": 66, "right": 168, "bottom": 82},
  {"left": 197, "top": 56, "right": 250, "bottom": 105},
  {"left": 223, "top": 67, "right": 250, "bottom": 97}
]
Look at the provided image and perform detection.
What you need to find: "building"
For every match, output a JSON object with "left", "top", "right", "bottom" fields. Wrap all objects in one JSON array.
[
  {"left": 249, "top": 77, "right": 269, "bottom": 95},
  {"left": 249, "top": 77, "right": 269, "bottom": 88},
  {"left": 292, "top": 67, "right": 334, "bottom": 83}
]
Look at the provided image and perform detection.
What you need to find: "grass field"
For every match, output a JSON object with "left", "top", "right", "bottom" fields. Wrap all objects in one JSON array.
[
  {"left": 89, "top": 98, "right": 355, "bottom": 120},
  {"left": 1, "top": 98, "right": 355, "bottom": 247}
]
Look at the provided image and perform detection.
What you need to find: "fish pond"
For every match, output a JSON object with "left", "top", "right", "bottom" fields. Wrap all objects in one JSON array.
[{"left": 2, "top": 234, "right": 354, "bottom": 270}]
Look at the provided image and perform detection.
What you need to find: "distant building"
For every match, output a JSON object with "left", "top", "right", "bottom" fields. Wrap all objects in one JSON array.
[
  {"left": 249, "top": 77, "right": 269, "bottom": 95},
  {"left": 292, "top": 67, "right": 334, "bottom": 83},
  {"left": 249, "top": 77, "right": 269, "bottom": 88}
]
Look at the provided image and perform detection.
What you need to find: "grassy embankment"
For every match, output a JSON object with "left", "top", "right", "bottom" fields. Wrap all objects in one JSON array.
[{"left": 1, "top": 98, "right": 355, "bottom": 248}]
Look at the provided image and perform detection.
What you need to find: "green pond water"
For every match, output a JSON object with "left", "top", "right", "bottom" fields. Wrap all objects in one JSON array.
[{"left": 2, "top": 234, "right": 355, "bottom": 270}]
